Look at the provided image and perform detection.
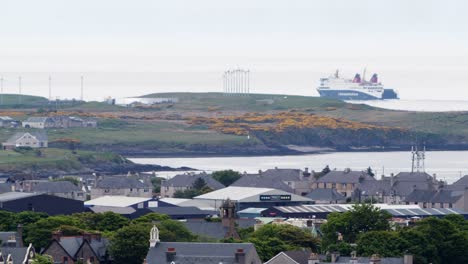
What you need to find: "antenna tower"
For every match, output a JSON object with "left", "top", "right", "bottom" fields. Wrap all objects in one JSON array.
[{"left": 411, "top": 145, "right": 426, "bottom": 173}]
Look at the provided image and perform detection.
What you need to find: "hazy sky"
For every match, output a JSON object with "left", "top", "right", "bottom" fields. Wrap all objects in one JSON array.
[{"left": 1, "top": 0, "right": 468, "bottom": 100}]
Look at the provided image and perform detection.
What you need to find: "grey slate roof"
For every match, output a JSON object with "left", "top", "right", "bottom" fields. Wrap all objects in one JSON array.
[
  {"left": 182, "top": 219, "right": 256, "bottom": 240},
  {"left": 0, "top": 232, "right": 19, "bottom": 247},
  {"left": 331, "top": 256, "right": 404, "bottom": 264},
  {"left": 358, "top": 179, "right": 392, "bottom": 196},
  {"left": 96, "top": 177, "right": 149, "bottom": 189},
  {"left": 316, "top": 170, "right": 375, "bottom": 184},
  {"left": 23, "top": 117, "right": 51, "bottom": 123},
  {"left": 265, "top": 252, "right": 299, "bottom": 264},
  {"left": 182, "top": 221, "right": 227, "bottom": 240},
  {"left": 0, "top": 247, "right": 29, "bottom": 263},
  {"left": 32, "top": 181, "right": 81, "bottom": 193},
  {"left": 453, "top": 175, "right": 468, "bottom": 186},
  {"left": 0, "top": 184, "right": 13, "bottom": 194},
  {"left": 146, "top": 242, "right": 261, "bottom": 264},
  {"left": 405, "top": 189, "right": 463, "bottom": 204},
  {"left": 394, "top": 172, "right": 432, "bottom": 182},
  {"left": 305, "top": 188, "right": 346, "bottom": 202},
  {"left": 284, "top": 250, "right": 313, "bottom": 264},
  {"left": 231, "top": 174, "right": 295, "bottom": 193},
  {"left": 162, "top": 173, "right": 225, "bottom": 190},
  {"left": 148, "top": 207, "right": 214, "bottom": 217},
  {"left": 261, "top": 169, "right": 302, "bottom": 181},
  {"left": 55, "top": 237, "right": 109, "bottom": 260},
  {"left": 4, "top": 131, "right": 48, "bottom": 144}
]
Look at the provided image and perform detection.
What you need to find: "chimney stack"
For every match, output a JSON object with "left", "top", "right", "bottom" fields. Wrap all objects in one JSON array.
[
  {"left": 166, "top": 248, "right": 176, "bottom": 262},
  {"left": 16, "top": 224, "right": 24, "bottom": 247},
  {"left": 330, "top": 252, "right": 339, "bottom": 263},
  {"left": 308, "top": 253, "right": 320, "bottom": 264},
  {"left": 403, "top": 254, "right": 413, "bottom": 264},
  {"left": 52, "top": 231, "right": 62, "bottom": 242},
  {"left": 235, "top": 248, "right": 246, "bottom": 264},
  {"left": 369, "top": 254, "right": 381, "bottom": 264},
  {"left": 83, "top": 232, "right": 92, "bottom": 242}
]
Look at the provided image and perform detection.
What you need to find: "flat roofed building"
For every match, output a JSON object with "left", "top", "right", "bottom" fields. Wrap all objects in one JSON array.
[{"left": 194, "top": 186, "right": 312, "bottom": 210}]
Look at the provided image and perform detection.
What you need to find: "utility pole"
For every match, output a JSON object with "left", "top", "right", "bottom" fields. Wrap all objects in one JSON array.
[
  {"left": 48, "top": 76, "right": 52, "bottom": 101},
  {"left": 18, "top": 76, "right": 22, "bottom": 105},
  {"left": 0, "top": 76, "right": 3, "bottom": 105},
  {"left": 80, "top": 75, "right": 84, "bottom": 101}
]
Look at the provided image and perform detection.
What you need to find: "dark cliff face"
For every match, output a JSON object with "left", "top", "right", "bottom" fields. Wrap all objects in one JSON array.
[{"left": 3, "top": 162, "right": 189, "bottom": 180}]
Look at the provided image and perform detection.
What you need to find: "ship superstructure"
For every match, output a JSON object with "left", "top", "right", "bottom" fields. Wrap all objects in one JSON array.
[{"left": 317, "top": 70, "right": 398, "bottom": 100}]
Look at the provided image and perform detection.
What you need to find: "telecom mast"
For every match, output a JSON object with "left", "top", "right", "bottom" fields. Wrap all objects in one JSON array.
[{"left": 411, "top": 145, "right": 426, "bottom": 173}]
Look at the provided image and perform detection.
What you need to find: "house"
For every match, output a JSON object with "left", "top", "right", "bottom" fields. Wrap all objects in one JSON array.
[
  {"left": 2, "top": 132, "right": 48, "bottom": 150},
  {"left": 0, "top": 192, "right": 84, "bottom": 215},
  {"left": 22, "top": 117, "right": 54, "bottom": 129},
  {"left": 312, "top": 169, "right": 376, "bottom": 198},
  {"left": 232, "top": 168, "right": 314, "bottom": 196},
  {"left": 145, "top": 225, "right": 262, "bottom": 264},
  {"left": 15, "top": 180, "right": 85, "bottom": 201},
  {"left": 91, "top": 176, "right": 152, "bottom": 199},
  {"left": 0, "top": 225, "right": 24, "bottom": 248},
  {"left": 305, "top": 188, "right": 346, "bottom": 204},
  {"left": 160, "top": 173, "right": 225, "bottom": 198},
  {"left": 357, "top": 172, "right": 441, "bottom": 204},
  {"left": 404, "top": 188, "right": 468, "bottom": 211},
  {"left": 22, "top": 116, "right": 97, "bottom": 129},
  {"left": 0, "top": 116, "right": 19, "bottom": 128},
  {"left": 42, "top": 232, "right": 110, "bottom": 264},
  {"left": 0, "top": 244, "right": 36, "bottom": 264},
  {"left": 194, "top": 186, "right": 312, "bottom": 210},
  {"left": 265, "top": 251, "right": 413, "bottom": 264},
  {"left": 231, "top": 173, "right": 295, "bottom": 193}
]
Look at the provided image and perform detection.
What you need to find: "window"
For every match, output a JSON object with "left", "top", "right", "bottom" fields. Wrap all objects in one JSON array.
[
  {"left": 89, "top": 257, "right": 95, "bottom": 263},
  {"left": 449, "top": 203, "right": 453, "bottom": 208},
  {"left": 63, "top": 257, "right": 68, "bottom": 264}
]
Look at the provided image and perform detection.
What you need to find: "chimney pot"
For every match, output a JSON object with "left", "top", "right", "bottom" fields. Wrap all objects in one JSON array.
[
  {"left": 235, "top": 248, "right": 246, "bottom": 264},
  {"left": 166, "top": 248, "right": 176, "bottom": 262}
]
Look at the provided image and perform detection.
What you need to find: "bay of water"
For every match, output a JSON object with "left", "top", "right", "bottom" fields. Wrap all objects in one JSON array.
[{"left": 130, "top": 151, "right": 468, "bottom": 184}]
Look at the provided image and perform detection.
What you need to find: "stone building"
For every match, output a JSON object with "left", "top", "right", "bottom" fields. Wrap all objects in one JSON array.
[
  {"left": 160, "top": 173, "right": 224, "bottom": 198},
  {"left": 42, "top": 232, "right": 110, "bottom": 264},
  {"left": 91, "top": 176, "right": 152, "bottom": 199},
  {"left": 312, "top": 169, "right": 376, "bottom": 198},
  {"left": 145, "top": 225, "right": 261, "bottom": 264},
  {"left": 15, "top": 180, "right": 85, "bottom": 201},
  {"left": 2, "top": 132, "right": 48, "bottom": 150}
]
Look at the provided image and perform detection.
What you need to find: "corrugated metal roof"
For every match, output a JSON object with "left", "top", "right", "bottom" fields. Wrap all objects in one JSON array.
[
  {"left": 84, "top": 196, "right": 153, "bottom": 207},
  {"left": 0, "top": 192, "right": 37, "bottom": 202}
]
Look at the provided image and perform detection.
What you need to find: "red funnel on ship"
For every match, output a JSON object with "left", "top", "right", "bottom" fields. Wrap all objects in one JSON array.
[
  {"left": 352, "top": 73, "right": 361, "bottom": 83},
  {"left": 370, "top": 73, "right": 378, "bottom": 83}
]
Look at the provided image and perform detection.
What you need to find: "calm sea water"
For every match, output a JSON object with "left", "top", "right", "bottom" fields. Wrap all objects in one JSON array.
[{"left": 130, "top": 151, "right": 468, "bottom": 184}]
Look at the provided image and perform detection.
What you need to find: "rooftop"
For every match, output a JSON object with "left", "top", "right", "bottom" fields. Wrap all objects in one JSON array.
[
  {"left": 96, "top": 177, "right": 149, "bottom": 189},
  {"left": 161, "top": 173, "right": 225, "bottom": 189},
  {"left": 194, "top": 186, "right": 311, "bottom": 203},
  {"left": 84, "top": 196, "right": 153, "bottom": 207},
  {"left": 0, "top": 192, "right": 37, "bottom": 202}
]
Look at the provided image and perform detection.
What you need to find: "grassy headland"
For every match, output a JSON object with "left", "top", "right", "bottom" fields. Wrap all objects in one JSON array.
[{"left": 0, "top": 92, "right": 467, "bottom": 157}]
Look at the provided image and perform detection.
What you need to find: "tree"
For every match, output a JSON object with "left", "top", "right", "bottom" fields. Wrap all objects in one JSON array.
[
  {"left": 132, "top": 213, "right": 170, "bottom": 224},
  {"left": 173, "top": 177, "right": 213, "bottom": 198},
  {"left": 52, "top": 176, "right": 80, "bottom": 186},
  {"left": 150, "top": 176, "right": 165, "bottom": 193},
  {"left": 24, "top": 215, "right": 84, "bottom": 249},
  {"left": 110, "top": 223, "right": 151, "bottom": 264},
  {"left": 248, "top": 224, "right": 319, "bottom": 261},
  {"left": 31, "top": 255, "right": 54, "bottom": 264},
  {"left": 110, "top": 219, "right": 196, "bottom": 264},
  {"left": 366, "top": 167, "right": 375, "bottom": 177},
  {"left": 356, "top": 231, "right": 407, "bottom": 257},
  {"left": 0, "top": 211, "right": 17, "bottom": 231},
  {"left": 321, "top": 204, "right": 391, "bottom": 250},
  {"left": 72, "top": 212, "right": 129, "bottom": 232},
  {"left": 212, "top": 170, "right": 241, "bottom": 186}
]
